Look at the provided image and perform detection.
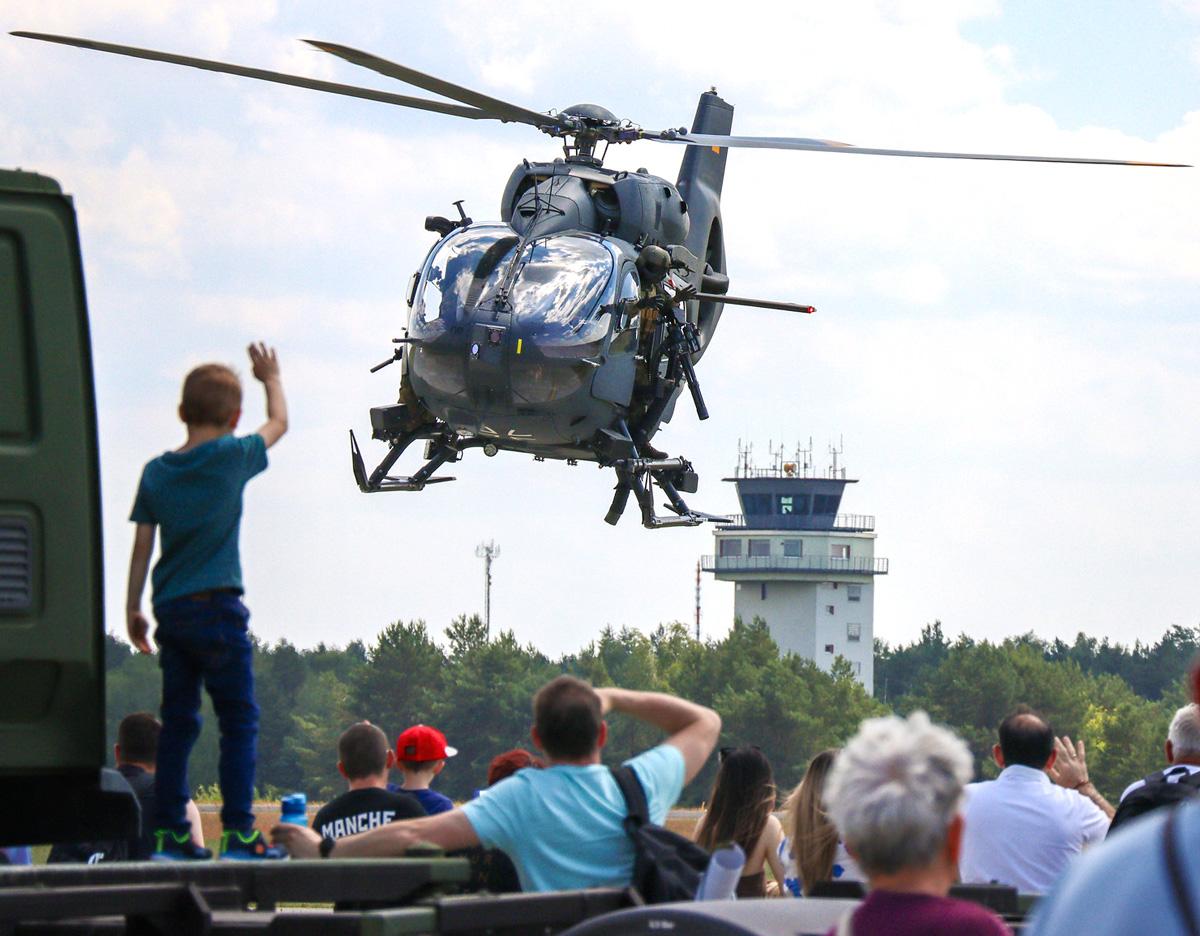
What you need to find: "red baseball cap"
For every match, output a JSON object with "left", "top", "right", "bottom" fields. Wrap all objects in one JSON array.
[{"left": 396, "top": 724, "right": 457, "bottom": 762}]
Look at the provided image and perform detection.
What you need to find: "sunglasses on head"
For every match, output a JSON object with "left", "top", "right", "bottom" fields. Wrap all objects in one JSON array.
[{"left": 718, "top": 744, "right": 762, "bottom": 762}]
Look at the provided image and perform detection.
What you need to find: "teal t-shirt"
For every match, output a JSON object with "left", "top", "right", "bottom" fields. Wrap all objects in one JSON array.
[
  {"left": 460, "top": 744, "right": 685, "bottom": 893},
  {"left": 130, "top": 434, "right": 268, "bottom": 606}
]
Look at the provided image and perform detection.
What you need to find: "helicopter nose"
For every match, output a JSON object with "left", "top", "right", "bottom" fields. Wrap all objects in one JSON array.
[{"left": 465, "top": 318, "right": 513, "bottom": 408}]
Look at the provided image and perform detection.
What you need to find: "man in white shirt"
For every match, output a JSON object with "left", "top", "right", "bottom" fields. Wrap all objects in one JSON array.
[{"left": 959, "top": 707, "right": 1113, "bottom": 894}]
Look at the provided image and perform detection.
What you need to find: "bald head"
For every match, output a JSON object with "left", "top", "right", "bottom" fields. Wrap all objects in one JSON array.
[{"left": 998, "top": 707, "right": 1054, "bottom": 768}]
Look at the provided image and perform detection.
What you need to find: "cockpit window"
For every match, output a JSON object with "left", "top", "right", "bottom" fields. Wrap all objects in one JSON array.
[
  {"left": 413, "top": 227, "right": 614, "bottom": 346},
  {"left": 416, "top": 228, "right": 519, "bottom": 327},
  {"left": 508, "top": 237, "right": 612, "bottom": 347}
]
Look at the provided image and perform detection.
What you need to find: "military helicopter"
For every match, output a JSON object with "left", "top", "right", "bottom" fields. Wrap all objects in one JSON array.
[{"left": 13, "top": 32, "right": 1188, "bottom": 528}]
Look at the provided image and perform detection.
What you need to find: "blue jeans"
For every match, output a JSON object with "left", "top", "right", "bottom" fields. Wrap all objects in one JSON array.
[{"left": 153, "top": 593, "right": 258, "bottom": 834}]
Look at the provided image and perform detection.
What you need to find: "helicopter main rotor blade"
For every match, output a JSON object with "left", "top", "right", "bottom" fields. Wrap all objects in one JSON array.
[
  {"left": 304, "top": 39, "right": 555, "bottom": 129},
  {"left": 645, "top": 131, "right": 1190, "bottom": 168},
  {"left": 10, "top": 31, "right": 493, "bottom": 122}
]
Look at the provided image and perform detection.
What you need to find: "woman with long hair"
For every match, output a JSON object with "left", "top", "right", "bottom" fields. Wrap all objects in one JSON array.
[
  {"left": 781, "top": 748, "right": 861, "bottom": 896},
  {"left": 694, "top": 746, "right": 786, "bottom": 898}
]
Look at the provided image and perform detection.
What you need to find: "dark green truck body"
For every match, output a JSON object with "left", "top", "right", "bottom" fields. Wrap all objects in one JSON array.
[{"left": 0, "top": 168, "right": 135, "bottom": 844}]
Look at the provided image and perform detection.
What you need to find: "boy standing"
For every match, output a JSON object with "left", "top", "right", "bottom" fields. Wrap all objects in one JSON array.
[
  {"left": 392, "top": 725, "right": 457, "bottom": 815},
  {"left": 126, "top": 343, "right": 288, "bottom": 860}
]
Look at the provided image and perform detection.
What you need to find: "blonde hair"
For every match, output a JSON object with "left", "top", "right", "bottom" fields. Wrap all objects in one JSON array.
[
  {"left": 786, "top": 749, "right": 839, "bottom": 895},
  {"left": 180, "top": 364, "right": 241, "bottom": 427}
]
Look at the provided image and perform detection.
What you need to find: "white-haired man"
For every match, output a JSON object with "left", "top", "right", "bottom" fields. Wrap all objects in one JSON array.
[
  {"left": 1109, "top": 702, "right": 1200, "bottom": 832},
  {"left": 823, "top": 711, "right": 1008, "bottom": 936}
]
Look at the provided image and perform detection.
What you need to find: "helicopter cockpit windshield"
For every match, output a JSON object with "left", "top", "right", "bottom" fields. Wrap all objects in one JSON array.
[{"left": 412, "top": 225, "right": 614, "bottom": 351}]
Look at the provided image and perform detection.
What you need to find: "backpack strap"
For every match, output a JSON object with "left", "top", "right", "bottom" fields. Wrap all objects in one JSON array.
[
  {"left": 1163, "top": 807, "right": 1200, "bottom": 936},
  {"left": 611, "top": 765, "right": 651, "bottom": 832},
  {"left": 1179, "top": 770, "right": 1200, "bottom": 790}
]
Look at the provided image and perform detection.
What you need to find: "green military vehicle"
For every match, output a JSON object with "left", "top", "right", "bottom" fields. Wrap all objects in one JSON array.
[{"left": 0, "top": 167, "right": 139, "bottom": 846}]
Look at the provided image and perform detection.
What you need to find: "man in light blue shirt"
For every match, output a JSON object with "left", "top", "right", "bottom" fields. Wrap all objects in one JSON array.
[{"left": 271, "top": 676, "right": 722, "bottom": 893}]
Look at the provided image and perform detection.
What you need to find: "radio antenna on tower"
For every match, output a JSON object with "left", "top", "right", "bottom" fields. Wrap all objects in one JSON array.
[{"left": 475, "top": 540, "right": 500, "bottom": 639}]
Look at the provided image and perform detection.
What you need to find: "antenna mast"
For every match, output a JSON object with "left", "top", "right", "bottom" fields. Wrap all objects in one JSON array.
[
  {"left": 474, "top": 540, "right": 500, "bottom": 639},
  {"left": 695, "top": 559, "right": 702, "bottom": 641}
]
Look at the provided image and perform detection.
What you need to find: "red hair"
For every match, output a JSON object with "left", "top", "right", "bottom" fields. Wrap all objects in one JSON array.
[{"left": 487, "top": 748, "right": 544, "bottom": 786}]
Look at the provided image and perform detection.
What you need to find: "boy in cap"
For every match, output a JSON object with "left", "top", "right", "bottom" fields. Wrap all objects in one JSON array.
[{"left": 392, "top": 725, "right": 457, "bottom": 814}]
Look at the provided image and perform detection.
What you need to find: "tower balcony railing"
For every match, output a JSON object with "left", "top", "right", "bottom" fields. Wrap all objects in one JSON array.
[
  {"left": 701, "top": 555, "right": 889, "bottom": 575},
  {"left": 715, "top": 513, "right": 875, "bottom": 532}
]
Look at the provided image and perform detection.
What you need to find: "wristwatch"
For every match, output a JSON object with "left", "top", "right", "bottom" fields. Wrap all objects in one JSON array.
[{"left": 319, "top": 835, "right": 336, "bottom": 859}]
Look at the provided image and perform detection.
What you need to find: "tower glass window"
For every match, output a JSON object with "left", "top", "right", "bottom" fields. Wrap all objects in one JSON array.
[
  {"left": 719, "top": 538, "right": 742, "bottom": 557},
  {"left": 847, "top": 584, "right": 862, "bottom": 602},
  {"left": 778, "top": 495, "right": 794, "bottom": 515},
  {"left": 847, "top": 623, "right": 862, "bottom": 642},
  {"left": 831, "top": 544, "right": 850, "bottom": 559},
  {"left": 748, "top": 539, "right": 770, "bottom": 557},
  {"left": 783, "top": 539, "right": 802, "bottom": 557},
  {"left": 742, "top": 493, "right": 772, "bottom": 515},
  {"left": 813, "top": 494, "right": 839, "bottom": 515}
]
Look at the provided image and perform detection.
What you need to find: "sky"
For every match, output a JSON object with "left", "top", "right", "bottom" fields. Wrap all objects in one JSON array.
[{"left": 2, "top": 1, "right": 1198, "bottom": 658}]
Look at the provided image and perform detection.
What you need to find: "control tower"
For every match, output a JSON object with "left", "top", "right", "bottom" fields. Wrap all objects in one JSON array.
[{"left": 701, "top": 442, "right": 887, "bottom": 693}]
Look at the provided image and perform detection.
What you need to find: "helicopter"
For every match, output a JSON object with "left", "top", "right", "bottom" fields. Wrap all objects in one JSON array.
[{"left": 12, "top": 32, "right": 1188, "bottom": 528}]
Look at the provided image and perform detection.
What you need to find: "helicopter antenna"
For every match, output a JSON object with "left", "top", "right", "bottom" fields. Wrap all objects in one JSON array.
[
  {"left": 475, "top": 540, "right": 500, "bottom": 639},
  {"left": 492, "top": 164, "right": 565, "bottom": 313}
]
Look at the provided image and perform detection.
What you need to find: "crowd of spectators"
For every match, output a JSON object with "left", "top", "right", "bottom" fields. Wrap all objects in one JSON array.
[
  {"left": 284, "top": 686, "right": 1200, "bottom": 934},
  {"left": 28, "top": 613, "right": 1200, "bottom": 928},
  {"left": 36, "top": 671, "right": 1200, "bottom": 933}
]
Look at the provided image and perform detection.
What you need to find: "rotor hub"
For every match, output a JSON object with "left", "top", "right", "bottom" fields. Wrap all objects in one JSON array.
[{"left": 560, "top": 103, "right": 618, "bottom": 126}]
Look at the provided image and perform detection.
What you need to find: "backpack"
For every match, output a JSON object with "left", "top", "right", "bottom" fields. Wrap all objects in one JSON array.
[
  {"left": 610, "top": 765, "right": 711, "bottom": 904},
  {"left": 1110, "top": 767, "right": 1200, "bottom": 834}
]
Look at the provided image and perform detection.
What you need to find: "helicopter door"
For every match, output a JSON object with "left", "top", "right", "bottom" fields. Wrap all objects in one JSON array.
[{"left": 591, "top": 267, "right": 640, "bottom": 405}]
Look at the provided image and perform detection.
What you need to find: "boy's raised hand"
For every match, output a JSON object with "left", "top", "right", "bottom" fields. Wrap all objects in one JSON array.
[
  {"left": 249, "top": 340, "right": 289, "bottom": 448},
  {"left": 248, "top": 342, "right": 280, "bottom": 383}
]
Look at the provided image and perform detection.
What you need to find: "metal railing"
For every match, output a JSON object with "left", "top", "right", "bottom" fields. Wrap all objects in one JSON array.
[
  {"left": 715, "top": 513, "right": 875, "bottom": 532},
  {"left": 701, "top": 555, "right": 889, "bottom": 575}
]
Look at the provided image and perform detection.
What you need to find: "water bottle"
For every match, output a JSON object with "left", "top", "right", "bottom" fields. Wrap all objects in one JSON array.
[
  {"left": 696, "top": 842, "right": 746, "bottom": 901},
  {"left": 279, "top": 792, "right": 307, "bottom": 826}
]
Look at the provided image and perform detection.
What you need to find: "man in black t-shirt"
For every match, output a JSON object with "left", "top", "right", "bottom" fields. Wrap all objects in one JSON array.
[
  {"left": 49, "top": 712, "right": 205, "bottom": 862},
  {"left": 312, "top": 722, "right": 424, "bottom": 840}
]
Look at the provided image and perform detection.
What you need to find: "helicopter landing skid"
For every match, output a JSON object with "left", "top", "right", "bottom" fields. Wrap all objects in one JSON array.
[
  {"left": 604, "top": 456, "right": 729, "bottom": 529},
  {"left": 349, "top": 429, "right": 456, "bottom": 492}
]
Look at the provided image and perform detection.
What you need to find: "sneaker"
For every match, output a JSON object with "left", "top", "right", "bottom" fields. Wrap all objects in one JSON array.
[
  {"left": 219, "top": 828, "right": 286, "bottom": 860},
  {"left": 151, "top": 829, "right": 213, "bottom": 861}
]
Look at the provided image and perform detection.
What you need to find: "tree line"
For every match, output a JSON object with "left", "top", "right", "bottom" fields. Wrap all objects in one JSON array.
[{"left": 105, "top": 618, "right": 1198, "bottom": 806}]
